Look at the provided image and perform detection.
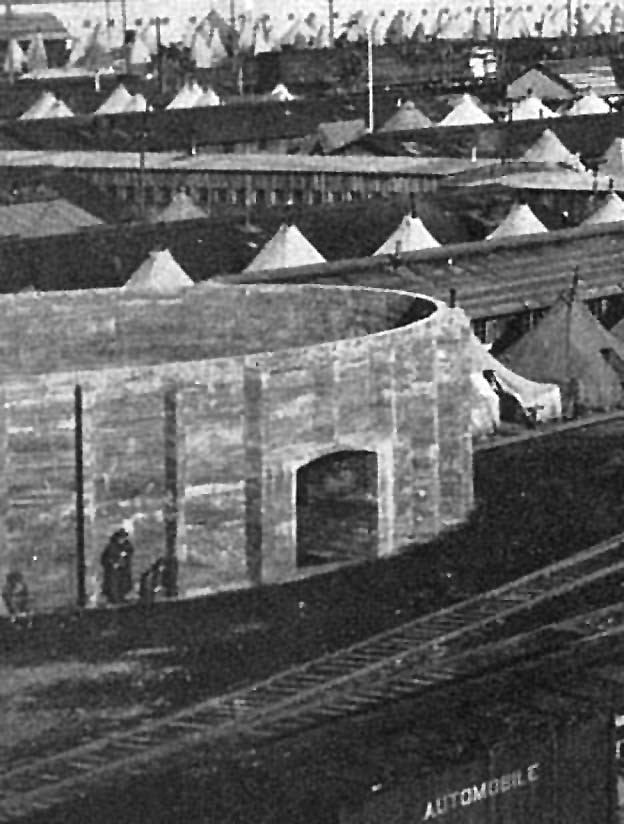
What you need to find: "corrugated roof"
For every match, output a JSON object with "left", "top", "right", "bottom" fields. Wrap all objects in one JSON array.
[
  {"left": 0, "top": 198, "right": 102, "bottom": 237},
  {"left": 542, "top": 57, "right": 623, "bottom": 98},
  {"left": 223, "top": 221, "right": 624, "bottom": 321},
  {"left": 316, "top": 119, "right": 367, "bottom": 154}
]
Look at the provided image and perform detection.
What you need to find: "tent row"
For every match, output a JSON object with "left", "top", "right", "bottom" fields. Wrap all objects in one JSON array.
[
  {"left": 120, "top": 246, "right": 564, "bottom": 438},
  {"left": 16, "top": 81, "right": 295, "bottom": 119}
]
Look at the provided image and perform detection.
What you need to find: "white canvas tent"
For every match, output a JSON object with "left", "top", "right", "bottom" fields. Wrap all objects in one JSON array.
[
  {"left": 374, "top": 214, "right": 440, "bottom": 254},
  {"left": 124, "top": 249, "right": 194, "bottom": 295},
  {"left": 244, "top": 224, "right": 325, "bottom": 272}
]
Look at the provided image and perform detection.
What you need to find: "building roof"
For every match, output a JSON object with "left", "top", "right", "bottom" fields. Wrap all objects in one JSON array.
[
  {"left": 166, "top": 82, "right": 204, "bottom": 110},
  {"left": 244, "top": 223, "right": 326, "bottom": 271},
  {"left": 0, "top": 198, "right": 102, "bottom": 238},
  {"left": 486, "top": 203, "right": 548, "bottom": 240},
  {"left": 153, "top": 191, "right": 207, "bottom": 222},
  {"left": 506, "top": 67, "right": 574, "bottom": 101},
  {"left": 316, "top": 119, "right": 368, "bottom": 154},
  {"left": 124, "top": 249, "right": 194, "bottom": 294},
  {"left": 374, "top": 214, "right": 440, "bottom": 254},
  {"left": 519, "top": 128, "right": 583, "bottom": 168},
  {"left": 438, "top": 94, "right": 493, "bottom": 127},
  {"left": 379, "top": 101, "right": 432, "bottom": 132},
  {"left": 499, "top": 291, "right": 624, "bottom": 410},
  {"left": 583, "top": 192, "right": 624, "bottom": 224},
  {"left": 0, "top": 150, "right": 492, "bottom": 178},
  {"left": 541, "top": 57, "right": 623, "bottom": 99},
  {"left": 0, "top": 12, "right": 69, "bottom": 41}
]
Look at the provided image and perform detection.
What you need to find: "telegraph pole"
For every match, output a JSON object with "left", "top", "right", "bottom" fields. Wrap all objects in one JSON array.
[
  {"left": 367, "top": 21, "right": 374, "bottom": 131},
  {"left": 328, "top": 0, "right": 335, "bottom": 45}
]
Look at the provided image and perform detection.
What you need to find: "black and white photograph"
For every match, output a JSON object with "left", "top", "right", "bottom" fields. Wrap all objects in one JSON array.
[{"left": 2, "top": 2, "right": 624, "bottom": 821}]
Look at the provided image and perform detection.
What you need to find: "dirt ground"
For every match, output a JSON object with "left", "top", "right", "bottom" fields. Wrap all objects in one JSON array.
[{"left": 3, "top": 418, "right": 624, "bottom": 771}]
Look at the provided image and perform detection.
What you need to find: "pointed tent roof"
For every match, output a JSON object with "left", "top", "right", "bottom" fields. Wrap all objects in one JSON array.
[
  {"left": 95, "top": 83, "right": 132, "bottom": 115},
  {"left": 439, "top": 94, "right": 493, "bottom": 127},
  {"left": 123, "top": 93, "right": 147, "bottom": 113},
  {"left": 567, "top": 89, "right": 611, "bottom": 116},
  {"left": 380, "top": 101, "right": 432, "bottom": 132},
  {"left": 78, "top": 25, "right": 113, "bottom": 71},
  {"left": 244, "top": 224, "right": 326, "bottom": 272},
  {"left": 25, "top": 31, "right": 48, "bottom": 71},
  {"left": 487, "top": 203, "right": 548, "bottom": 240},
  {"left": 600, "top": 137, "right": 624, "bottom": 178},
  {"left": 374, "top": 214, "right": 440, "bottom": 254},
  {"left": 195, "top": 86, "right": 221, "bottom": 107},
  {"left": 124, "top": 249, "right": 194, "bottom": 294},
  {"left": 66, "top": 34, "right": 86, "bottom": 67},
  {"left": 313, "top": 24, "right": 330, "bottom": 48},
  {"left": 167, "top": 81, "right": 203, "bottom": 109},
  {"left": 510, "top": 94, "right": 558, "bottom": 121},
  {"left": 583, "top": 192, "right": 624, "bottom": 224},
  {"left": 155, "top": 191, "right": 207, "bottom": 222},
  {"left": 208, "top": 27, "right": 228, "bottom": 63},
  {"left": 19, "top": 90, "right": 57, "bottom": 119},
  {"left": 520, "top": 128, "right": 583, "bottom": 168},
  {"left": 271, "top": 83, "right": 295, "bottom": 101},
  {"left": 190, "top": 31, "right": 213, "bottom": 68},
  {"left": 4, "top": 38, "right": 26, "bottom": 73},
  {"left": 500, "top": 292, "right": 624, "bottom": 411},
  {"left": 45, "top": 98, "right": 74, "bottom": 118},
  {"left": 128, "top": 34, "right": 151, "bottom": 65}
]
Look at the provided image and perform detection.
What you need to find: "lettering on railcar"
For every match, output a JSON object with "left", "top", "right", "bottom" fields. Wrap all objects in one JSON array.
[{"left": 422, "top": 763, "right": 539, "bottom": 820}]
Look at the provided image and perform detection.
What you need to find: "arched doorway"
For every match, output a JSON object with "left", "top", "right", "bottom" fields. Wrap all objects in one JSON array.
[{"left": 296, "top": 450, "right": 378, "bottom": 567}]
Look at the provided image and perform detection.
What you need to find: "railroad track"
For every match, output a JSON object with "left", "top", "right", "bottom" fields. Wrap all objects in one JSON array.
[{"left": 2, "top": 531, "right": 624, "bottom": 821}]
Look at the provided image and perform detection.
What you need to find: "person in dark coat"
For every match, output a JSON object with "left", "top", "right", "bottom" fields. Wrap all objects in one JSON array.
[
  {"left": 101, "top": 528, "right": 135, "bottom": 604},
  {"left": 2, "top": 571, "right": 29, "bottom": 619}
]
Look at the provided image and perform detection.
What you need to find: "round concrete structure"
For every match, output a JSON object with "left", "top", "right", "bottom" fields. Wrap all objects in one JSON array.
[{"left": 0, "top": 283, "right": 474, "bottom": 610}]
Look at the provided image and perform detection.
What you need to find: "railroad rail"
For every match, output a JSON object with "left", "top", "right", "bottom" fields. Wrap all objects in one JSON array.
[{"left": 2, "top": 531, "right": 624, "bottom": 821}]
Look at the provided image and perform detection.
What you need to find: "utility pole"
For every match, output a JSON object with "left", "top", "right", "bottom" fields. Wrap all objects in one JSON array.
[
  {"left": 74, "top": 385, "right": 86, "bottom": 608},
  {"left": 367, "top": 21, "right": 374, "bottom": 132},
  {"left": 120, "top": 0, "right": 128, "bottom": 70},
  {"left": 489, "top": 1, "right": 496, "bottom": 41},
  {"left": 328, "top": 0, "right": 335, "bottom": 45},
  {"left": 5, "top": 0, "right": 14, "bottom": 85},
  {"left": 155, "top": 16, "right": 163, "bottom": 94},
  {"left": 566, "top": 0, "right": 573, "bottom": 37}
]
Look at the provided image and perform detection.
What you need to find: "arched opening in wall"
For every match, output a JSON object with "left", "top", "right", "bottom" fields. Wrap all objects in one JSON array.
[{"left": 296, "top": 451, "right": 378, "bottom": 567}]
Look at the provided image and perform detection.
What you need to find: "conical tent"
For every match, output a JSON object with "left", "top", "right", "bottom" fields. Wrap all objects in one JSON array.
[
  {"left": 244, "top": 224, "right": 326, "bottom": 272},
  {"left": 209, "top": 27, "right": 228, "bottom": 63},
  {"left": 19, "top": 91, "right": 58, "bottom": 119},
  {"left": 584, "top": 192, "right": 624, "bottom": 224},
  {"left": 439, "top": 94, "right": 492, "bottom": 127},
  {"left": 374, "top": 214, "right": 440, "bottom": 254},
  {"left": 66, "top": 34, "right": 86, "bottom": 67},
  {"left": 271, "top": 83, "right": 295, "bottom": 101},
  {"left": 46, "top": 99, "right": 74, "bottom": 118},
  {"left": 124, "top": 249, "right": 194, "bottom": 294},
  {"left": 3, "top": 38, "right": 26, "bottom": 74},
  {"left": 567, "top": 89, "right": 610, "bottom": 116},
  {"left": 128, "top": 35, "right": 151, "bottom": 65},
  {"left": 469, "top": 333, "right": 561, "bottom": 426},
  {"left": 190, "top": 31, "right": 213, "bottom": 68},
  {"left": 500, "top": 293, "right": 624, "bottom": 412},
  {"left": 510, "top": 94, "right": 557, "bottom": 121},
  {"left": 25, "top": 31, "right": 48, "bottom": 72},
  {"left": 487, "top": 203, "right": 547, "bottom": 240},
  {"left": 123, "top": 93, "right": 147, "bottom": 113},
  {"left": 520, "top": 129, "right": 584, "bottom": 168},
  {"left": 380, "top": 101, "right": 432, "bottom": 132},
  {"left": 167, "top": 81, "right": 203, "bottom": 109},
  {"left": 195, "top": 87, "right": 221, "bottom": 106},
  {"left": 95, "top": 83, "right": 133, "bottom": 114},
  {"left": 155, "top": 191, "right": 207, "bottom": 222}
]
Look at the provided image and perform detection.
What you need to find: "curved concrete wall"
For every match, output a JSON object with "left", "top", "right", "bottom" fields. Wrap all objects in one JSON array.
[{"left": 0, "top": 284, "right": 473, "bottom": 611}]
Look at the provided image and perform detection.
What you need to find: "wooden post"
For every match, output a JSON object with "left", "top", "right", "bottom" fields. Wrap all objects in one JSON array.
[
  {"left": 489, "top": 2, "right": 496, "bottom": 41},
  {"left": 564, "top": 268, "right": 579, "bottom": 415},
  {"left": 121, "top": 0, "right": 128, "bottom": 70},
  {"left": 75, "top": 385, "right": 87, "bottom": 608},
  {"left": 328, "top": 0, "right": 335, "bottom": 45},
  {"left": 156, "top": 16, "right": 164, "bottom": 95},
  {"left": 367, "top": 25, "right": 374, "bottom": 132},
  {"left": 6, "top": 0, "right": 14, "bottom": 85},
  {"left": 163, "top": 388, "right": 178, "bottom": 598}
]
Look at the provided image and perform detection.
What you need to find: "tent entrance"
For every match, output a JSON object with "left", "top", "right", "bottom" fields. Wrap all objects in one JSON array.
[{"left": 296, "top": 450, "right": 378, "bottom": 567}]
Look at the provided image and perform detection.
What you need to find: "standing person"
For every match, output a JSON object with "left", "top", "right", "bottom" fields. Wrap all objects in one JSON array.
[
  {"left": 101, "top": 528, "right": 135, "bottom": 604},
  {"left": 2, "top": 571, "right": 29, "bottom": 619}
]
